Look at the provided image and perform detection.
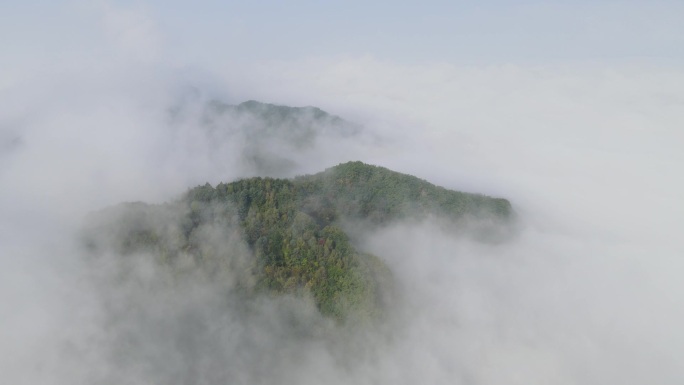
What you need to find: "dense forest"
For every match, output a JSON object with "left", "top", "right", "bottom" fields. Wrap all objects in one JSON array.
[{"left": 85, "top": 161, "right": 512, "bottom": 321}]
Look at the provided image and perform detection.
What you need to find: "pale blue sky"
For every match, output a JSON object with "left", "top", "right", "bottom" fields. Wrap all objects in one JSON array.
[
  {"left": 1, "top": 0, "right": 683, "bottom": 77},
  {"left": 155, "top": 0, "right": 682, "bottom": 64}
]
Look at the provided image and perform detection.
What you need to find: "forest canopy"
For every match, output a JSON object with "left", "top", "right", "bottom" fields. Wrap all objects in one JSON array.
[{"left": 84, "top": 161, "right": 512, "bottom": 321}]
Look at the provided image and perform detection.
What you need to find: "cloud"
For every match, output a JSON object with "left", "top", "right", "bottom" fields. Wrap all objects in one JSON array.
[
  {"left": 1, "top": 7, "right": 683, "bottom": 383},
  {"left": 99, "top": 1, "right": 163, "bottom": 65}
]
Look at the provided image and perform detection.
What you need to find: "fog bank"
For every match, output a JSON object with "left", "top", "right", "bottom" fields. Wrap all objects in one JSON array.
[{"left": 1, "top": 3, "right": 683, "bottom": 382}]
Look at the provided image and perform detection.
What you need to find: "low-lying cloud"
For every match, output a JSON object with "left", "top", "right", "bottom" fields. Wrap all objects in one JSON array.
[{"left": 1, "top": 21, "right": 683, "bottom": 384}]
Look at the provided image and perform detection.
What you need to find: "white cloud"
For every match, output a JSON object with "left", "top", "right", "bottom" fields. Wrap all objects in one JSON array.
[
  {"left": 1, "top": 4, "right": 683, "bottom": 383},
  {"left": 99, "top": 1, "right": 163, "bottom": 65}
]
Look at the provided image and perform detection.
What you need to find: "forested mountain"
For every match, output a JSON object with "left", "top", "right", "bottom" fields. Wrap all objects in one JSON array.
[
  {"left": 168, "top": 98, "right": 363, "bottom": 176},
  {"left": 85, "top": 162, "right": 512, "bottom": 321},
  {"left": 203, "top": 100, "right": 361, "bottom": 141}
]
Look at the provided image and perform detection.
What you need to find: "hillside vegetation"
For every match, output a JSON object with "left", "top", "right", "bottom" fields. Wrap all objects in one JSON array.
[
  {"left": 85, "top": 162, "right": 512, "bottom": 321},
  {"left": 169, "top": 98, "right": 363, "bottom": 176}
]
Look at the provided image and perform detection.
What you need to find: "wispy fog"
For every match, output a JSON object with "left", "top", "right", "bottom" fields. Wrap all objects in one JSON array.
[{"left": 1, "top": 2, "right": 683, "bottom": 384}]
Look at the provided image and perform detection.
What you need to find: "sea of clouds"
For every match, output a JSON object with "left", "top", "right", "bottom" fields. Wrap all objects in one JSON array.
[{"left": 1, "top": 3, "right": 683, "bottom": 384}]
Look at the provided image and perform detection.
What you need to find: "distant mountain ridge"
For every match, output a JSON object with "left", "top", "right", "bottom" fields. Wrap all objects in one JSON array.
[
  {"left": 168, "top": 98, "right": 364, "bottom": 176},
  {"left": 206, "top": 100, "right": 361, "bottom": 139},
  {"left": 85, "top": 162, "right": 513, "bottom": 322}
]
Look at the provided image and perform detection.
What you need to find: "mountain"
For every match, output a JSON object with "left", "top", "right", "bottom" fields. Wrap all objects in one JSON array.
[
  {"left": 204, "top": 100, "right": 361, "bottom": 141},
  {"left": 84, "top": 162, "right": 512, "bottom": 321},
  {"left": 168, "top": 98, "right": 363, "bottom": 177}
]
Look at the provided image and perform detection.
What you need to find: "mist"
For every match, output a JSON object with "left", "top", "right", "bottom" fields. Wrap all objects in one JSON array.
[{"left": 2, "top": 2, "right": 684, "bottom": 384}]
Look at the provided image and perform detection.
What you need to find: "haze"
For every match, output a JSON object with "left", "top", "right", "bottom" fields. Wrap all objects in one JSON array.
[{"left": 1, "top": 1, "right": 683, "bottom": 384}]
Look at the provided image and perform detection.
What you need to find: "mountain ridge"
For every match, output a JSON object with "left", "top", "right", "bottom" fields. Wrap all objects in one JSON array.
[{"left": 85, "top": 161, "right": 512, "bottom": 321}]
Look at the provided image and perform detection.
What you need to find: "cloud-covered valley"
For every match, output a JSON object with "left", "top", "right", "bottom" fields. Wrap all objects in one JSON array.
[{"left": 1, "top": 2, "right": 683, "bottom": 384}]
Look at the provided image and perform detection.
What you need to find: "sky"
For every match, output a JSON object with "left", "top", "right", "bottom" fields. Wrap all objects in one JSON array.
[
  {"left": 2, "top": 1, "right": 684, "bottom": 77},
  {"left": 1, "top": 1, "right": 684, "bottom": 384}
]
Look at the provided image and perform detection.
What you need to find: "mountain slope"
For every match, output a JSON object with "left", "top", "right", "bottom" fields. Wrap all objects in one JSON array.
[
  {"left": 169, "top": 98, "right": 364, "bottom": 177},
  {"left": 85, "top": 162, "right": 512, "bottom": 321}
]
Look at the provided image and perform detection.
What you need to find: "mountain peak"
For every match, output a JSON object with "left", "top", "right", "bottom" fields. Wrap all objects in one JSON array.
[{"left": 85, "top": 162, "right": 513, "bottom": 321}]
